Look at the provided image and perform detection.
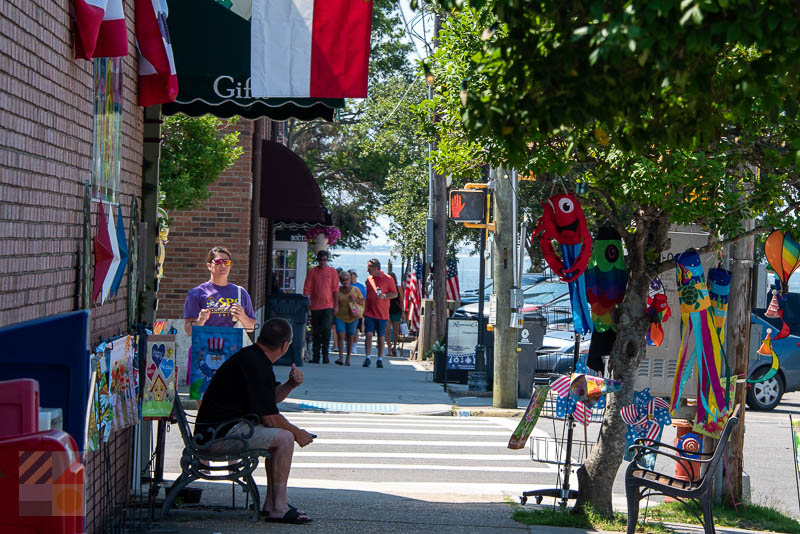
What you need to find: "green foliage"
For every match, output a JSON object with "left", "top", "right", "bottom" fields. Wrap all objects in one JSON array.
[
  {"left": 511, "top": 504, "right": 670, "bottom": 533},
  {"left": 159, "top": 114, "right": 243, "bottom": 211},
  {"left": 646, "top": 501, "right": 800, "bottom": 533},
  {"left": 426, "top": 0, "right": 800, "bottom": 158}
]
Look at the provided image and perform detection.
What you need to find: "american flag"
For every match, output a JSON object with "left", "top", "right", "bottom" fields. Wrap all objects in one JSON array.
[
  {"left": 446, "top": 257, "right": 460, "bottom": 302},
  {"left": 405, "top": 258, "right": 424, "bottom": 333}
]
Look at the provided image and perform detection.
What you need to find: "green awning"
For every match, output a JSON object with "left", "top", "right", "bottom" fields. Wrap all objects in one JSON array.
[{"left": 162, "top": 0, "right": 345, "bottom": 121}]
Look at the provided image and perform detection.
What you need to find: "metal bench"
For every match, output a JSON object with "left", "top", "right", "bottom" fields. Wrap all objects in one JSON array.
[
  {"left": 160, "top": 396, "right": 272, "bottom": 521},
  {"left": 625, "top": 404, "right": 740, "bottom": 534}
]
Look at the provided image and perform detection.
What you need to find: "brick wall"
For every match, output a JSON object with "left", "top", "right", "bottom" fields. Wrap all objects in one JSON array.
[
  {"left": 156, "top": 119, "right": 257, "bottom": 319},
  {"left": 0, "top": 0, "right": 143, "bottom": 343}
]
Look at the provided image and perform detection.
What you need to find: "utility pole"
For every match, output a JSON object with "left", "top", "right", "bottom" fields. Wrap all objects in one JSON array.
[
  {"left": 724, "top": 219, "right": 755, "bottom": 500},
  {"left": 492, "top": 166, "right": 518, "bottom": 408}
]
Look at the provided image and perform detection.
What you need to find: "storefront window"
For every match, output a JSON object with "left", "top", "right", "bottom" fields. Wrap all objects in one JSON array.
[{"left": 273, "top": 249, "right": 297, "bottom": 293}]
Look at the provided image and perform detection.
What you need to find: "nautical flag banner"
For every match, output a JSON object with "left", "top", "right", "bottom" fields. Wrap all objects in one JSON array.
[
  {"left": 250, "top": 0, "right": 373, "bottom": 98},
  {"left": 136, "top": 0, "right": 178, "bottom": 106},
  {"left": 73, "top": 0, "right": 128, "bottom": 59},
  {"left": 405, "top": 258, "right": 423, "bottom": 333},
  {"left": 446, "top": 257, "right": 461, "bottom": 302}
]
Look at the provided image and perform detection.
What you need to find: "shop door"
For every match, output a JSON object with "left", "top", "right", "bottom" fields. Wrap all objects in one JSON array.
[{"left": 272, "top": 242, "right": 307, "bottom": 294}]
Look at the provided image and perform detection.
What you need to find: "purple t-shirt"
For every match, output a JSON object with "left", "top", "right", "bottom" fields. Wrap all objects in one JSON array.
[{"left": 183, "top": 281, "right": 256, "bottom": 327}]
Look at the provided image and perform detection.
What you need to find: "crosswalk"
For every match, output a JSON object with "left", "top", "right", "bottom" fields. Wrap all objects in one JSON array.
[{"left": 274, "top": 413, "right": 558, "bottom": 501}]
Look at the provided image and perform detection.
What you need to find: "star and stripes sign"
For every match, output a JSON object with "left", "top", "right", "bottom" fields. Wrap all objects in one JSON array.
[{"left": 93, "top": 203, "right": 129, "bottom": 304}]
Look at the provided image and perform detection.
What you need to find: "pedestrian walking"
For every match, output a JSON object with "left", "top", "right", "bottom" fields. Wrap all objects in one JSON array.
[
  {"left": 333, "top": 271, "right": 364, "bottom": 366},
  {"left": 387, "top": 271, "right": 403, "bottom": 357},
  {"left": 362, "top": 258, "right": 398, "bottom": 368},
  {"left": 349, "top": 270, "right": 366, "bottom": 344},
  {"left": 303, "top": 250, "right": 339, "bottom": 364},
  {"left": 195, "top": 318, "right": 314, "bottom": 524},
  {"left": 183, "top": 246, "right": 257, "bottom": 403}
]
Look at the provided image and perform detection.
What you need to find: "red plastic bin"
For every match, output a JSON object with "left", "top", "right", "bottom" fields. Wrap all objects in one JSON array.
[{"left": 0, "top": 379, "right": 39, "bottom": 438}]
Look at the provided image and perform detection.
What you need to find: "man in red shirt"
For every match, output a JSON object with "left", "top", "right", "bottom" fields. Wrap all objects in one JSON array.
[
  {"left": 362, "top": 258, "right": 398, "bottom": 368},
  {"left": 303, "top": 250, "right": 339, "bottom": 364}
]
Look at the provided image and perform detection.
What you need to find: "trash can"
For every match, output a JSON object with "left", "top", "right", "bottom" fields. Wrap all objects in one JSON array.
[
  {"left": 267, "top": 294, "right": 309, "bottom": 366},
  {"left": 517, "top": 314, "right": 547, "bottom": 397}
]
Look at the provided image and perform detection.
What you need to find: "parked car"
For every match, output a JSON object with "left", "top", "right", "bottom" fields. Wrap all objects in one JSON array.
[
  {"left": 534, "top": 329, "right": 591, "bottom": 374},
  {"left": 747, "top": 294, "right": 800, "bottom": 410},
  {"left": 458, "top": 281, "right": 569, "bottom": 319},
  {"left": 459, "top": 272, "right": 553, "bottom": 305}
]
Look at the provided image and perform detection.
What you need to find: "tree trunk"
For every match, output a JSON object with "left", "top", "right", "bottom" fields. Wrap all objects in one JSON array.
[{"left": 574, "top": 215, "right": 671, "bottom": 516}]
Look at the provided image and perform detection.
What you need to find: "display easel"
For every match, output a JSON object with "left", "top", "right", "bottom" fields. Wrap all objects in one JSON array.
[{"left": 520, "top": 333, "right": 598, "bottom": 508}]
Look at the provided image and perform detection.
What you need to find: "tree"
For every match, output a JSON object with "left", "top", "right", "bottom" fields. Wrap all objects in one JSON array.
[
  {"left": 424, "top": 0, "right": 800, "bottom": 515},
  {"left": 159, "top": 114, "right": 243, "bottom": 211}
]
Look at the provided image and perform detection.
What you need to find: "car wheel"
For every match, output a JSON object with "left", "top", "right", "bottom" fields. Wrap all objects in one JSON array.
[{"left": 746, "top": 369, "right": 784, "bottom": 411}]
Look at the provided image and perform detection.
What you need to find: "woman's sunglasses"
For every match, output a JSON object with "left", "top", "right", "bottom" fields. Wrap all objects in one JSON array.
[{"left": 210, "top": 259, "right": 232, "bottom": 266}]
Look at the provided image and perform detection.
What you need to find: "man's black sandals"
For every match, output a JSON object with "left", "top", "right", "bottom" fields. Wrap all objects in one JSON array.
[{"left": 264, "top": 508, "right": 312, "bottom": 524}]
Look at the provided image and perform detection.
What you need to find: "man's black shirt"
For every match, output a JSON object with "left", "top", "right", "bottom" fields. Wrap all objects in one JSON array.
[{"left": 195, "top": 344, "right": 280, "bottom": 443}]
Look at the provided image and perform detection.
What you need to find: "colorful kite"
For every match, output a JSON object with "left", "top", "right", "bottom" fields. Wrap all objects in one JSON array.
[
  {"left": 646, "top": 278, "right": 671, "bottom": 346},
  {"left": 508, "top": 385, "right": 550, "bottom": 449},
  {"left": 764, "top": 230, "right": 800, "bottom": 339},
  {"left": 533, "top": 193, "right": 594, "bottom": 334},
  {"left": 622, "top": 388, "right": 672, "bottom": 469},
  {"left": 708, "top": 267, "right": 731, "bottom": 345},
  {"left": 670, "top": 249, "right": 729, "bottom": 424},
  {"left": 585, "top": 227, "right": 627, "bottom": 372},
  {"left": 747, "top": 328, "right": 780, "bottom": 384}
]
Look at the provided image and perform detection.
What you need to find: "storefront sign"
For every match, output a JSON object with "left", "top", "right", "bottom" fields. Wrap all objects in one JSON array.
[{"left": 446, "top": 318, "right": 478, "bottom": 370}]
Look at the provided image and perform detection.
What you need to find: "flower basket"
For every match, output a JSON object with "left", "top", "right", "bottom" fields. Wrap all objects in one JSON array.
[{"left": 306, "top": 225, "right": 340, "bottom": 253}]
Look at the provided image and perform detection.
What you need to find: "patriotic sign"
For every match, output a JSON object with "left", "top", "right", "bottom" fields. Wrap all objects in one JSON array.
[
  {"left": 446, "top": 257, "right": 461, "bottom": 302},
  {"left": 136, "top": 0, "right": 178, "bottom": 106},
  {"left": 250, "top": 0, "right": 373, "bottom": 98},
  {"left": 190, "top": 326, "right": 246, "bottom": 399},
  {"left": 73, "top": 0, "right": 128, "bottom": 59},
  {"left": 405, "top": 258, "right": 424, "bottom": 333}
]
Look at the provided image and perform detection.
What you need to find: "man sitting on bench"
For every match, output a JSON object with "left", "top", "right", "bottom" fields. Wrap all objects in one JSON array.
[{"left": 195, "top": 318, "right": 315, "bottom": 524}]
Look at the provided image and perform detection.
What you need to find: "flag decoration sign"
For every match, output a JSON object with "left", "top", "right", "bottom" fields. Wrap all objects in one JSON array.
[
  {"left": 446, "top": 257, "right": 461, "bottom": 302},
  {"left": 92, "top": 203, "right": 113, "bottom": 302},
  {"left": 73, "top": 0, "right": 128, "bottom": 59},
  {"left": 405, "top": 258, "right": 424, "bottom": 333},
  {"left": 250, "top": 0, "right": 373, "bottom": 98},
  {"left": 136, "top": 0, "right": 178, "bottom": 106}
]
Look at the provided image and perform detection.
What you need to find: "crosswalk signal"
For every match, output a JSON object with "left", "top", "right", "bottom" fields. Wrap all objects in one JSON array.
[{"left": 449, "top": 189, "right": 486, "bottom": 223}]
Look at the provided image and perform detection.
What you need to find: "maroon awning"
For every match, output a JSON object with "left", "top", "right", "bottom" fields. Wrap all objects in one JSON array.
[{"left": 260, "top": 140, "right": 331, "bottom": 224}]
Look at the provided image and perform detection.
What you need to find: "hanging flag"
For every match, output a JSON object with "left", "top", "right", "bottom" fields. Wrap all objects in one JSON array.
[
  {"left": 405, "top": 257, "right": 423, "bottom": 333},
  {"left": 102, "top": 205, "right": 121, "bottom": 303},
  {"left": 250, "top": 0, "right": 373, "bottom": 98},
  {"left": 93, "top": 203, "right": 114, "bottom": 301},
  {"left": 110, "top": 205, "right": 128, "bottom": 297},
  {"left": 446, "top": 258, "right": 461, "bottom": 302},
  {"left": 136, "top": 0, "right": 178, "bottom": 106},
  {"left": 73, "top": 0, "right": 129, "bottom": 60}
]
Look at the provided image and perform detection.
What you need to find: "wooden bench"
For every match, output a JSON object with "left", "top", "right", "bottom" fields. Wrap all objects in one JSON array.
[
  {"left": 625, "top": 405, "right": 740, "bottom": 534},
  {"left": 160, "top": 396, "right": 272, "bottom": 521}
]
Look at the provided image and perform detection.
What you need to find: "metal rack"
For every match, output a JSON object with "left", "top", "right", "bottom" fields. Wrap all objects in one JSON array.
[{"left": 519, "top": 333, "right": 605, "bottom": 508}]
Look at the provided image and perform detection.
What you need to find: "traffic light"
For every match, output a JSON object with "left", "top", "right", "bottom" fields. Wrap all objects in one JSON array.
[{"left": 449, "top": 189, "right": 486, "bottom": 223}]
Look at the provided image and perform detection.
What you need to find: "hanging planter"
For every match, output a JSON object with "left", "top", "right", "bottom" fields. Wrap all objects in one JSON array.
[{"left": 306, "top": 225, "right": 340, "bottom": 253}]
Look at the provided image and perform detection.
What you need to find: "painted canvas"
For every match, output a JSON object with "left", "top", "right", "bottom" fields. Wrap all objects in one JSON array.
[
  {"left": 109, "top": 336, "right": 138, "bottom": 430},
  {"left": 508, "top": 385, "right": 549, "bottom": 449},
  {"left": 143, "top": 335, "right": 177, "bottom": 419},
  {"left": 190, "top": 326, "right": 245, "bottom": 399},
  {"left": 87, "top": 348, "right": 113, "bottom": 451}
]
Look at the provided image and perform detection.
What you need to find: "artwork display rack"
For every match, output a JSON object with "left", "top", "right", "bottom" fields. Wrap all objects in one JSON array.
[{"left": 520, "top": 333, "right": 600, "bottom": 508}]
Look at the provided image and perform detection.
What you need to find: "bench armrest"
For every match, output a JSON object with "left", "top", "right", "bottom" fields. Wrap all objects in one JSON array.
[{"left": 192, "top": 414, "right": 261, "bottom": 450}]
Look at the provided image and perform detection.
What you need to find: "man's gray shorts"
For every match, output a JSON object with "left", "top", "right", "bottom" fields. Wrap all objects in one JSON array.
[{"left": 205, "top": 422, "right": 281, "bottom": 454}]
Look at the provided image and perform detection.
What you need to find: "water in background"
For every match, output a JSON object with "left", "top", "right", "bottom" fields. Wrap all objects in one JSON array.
[{"left": 328, "top": 248, "right": 532, "bottom": 291}]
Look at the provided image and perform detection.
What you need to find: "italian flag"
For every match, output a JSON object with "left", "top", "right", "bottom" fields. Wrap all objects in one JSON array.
[
  {"left": 73, "top": 0, "right": 128, "bottom": 59},
  {"left": 250, "top": 0, "right": 373, "bottom": 98}
]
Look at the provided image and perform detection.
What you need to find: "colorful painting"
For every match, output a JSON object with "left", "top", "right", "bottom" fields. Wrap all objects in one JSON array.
[
  {"left": 109, "top": 336, "right": 138, "bottom": 431},
  {"left": 508, "top": 385, "right": 549, "bottom": 449},
  {"left": 87, "top": 346, "right": 113, "bottom": 452},
  {"left": 143, "top": 335, "right": 177, "bottom": 419},
  {"left": 91, "top": 57, "right": 123, "bottom": 204},
  {"left": 190, "top": 326, "right": 246, "bottom": 399}
]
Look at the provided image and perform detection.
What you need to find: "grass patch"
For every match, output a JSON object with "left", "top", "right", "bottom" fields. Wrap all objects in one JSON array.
[
  {"left": 510, "top": 504, "right": 671, "bottom": 533},
  {"left": 645, "top": 501, "right": 800, "bottom": 533},
  {"left": 511, "top": 500, "right": 800, "bottom": 533}
]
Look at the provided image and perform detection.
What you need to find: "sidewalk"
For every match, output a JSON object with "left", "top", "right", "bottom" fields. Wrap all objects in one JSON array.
[{"left": 166, "top": 342, "right": 771, "bottom": 534}]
